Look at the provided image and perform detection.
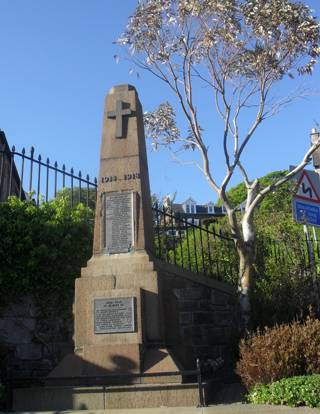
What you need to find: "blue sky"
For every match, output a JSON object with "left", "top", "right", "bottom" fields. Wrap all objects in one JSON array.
[{"left": 0, "top": 0, "right": 320, "bottom": 204}]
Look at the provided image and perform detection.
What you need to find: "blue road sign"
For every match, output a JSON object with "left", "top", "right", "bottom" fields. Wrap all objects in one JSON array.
[{"left": 293, "top": 199, "right": 320, "bottom": 227}]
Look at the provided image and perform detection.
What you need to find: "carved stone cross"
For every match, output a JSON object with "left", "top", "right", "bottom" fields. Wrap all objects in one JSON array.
[{"left": 107, "top": 100, "right": 132, "bottom": 138}]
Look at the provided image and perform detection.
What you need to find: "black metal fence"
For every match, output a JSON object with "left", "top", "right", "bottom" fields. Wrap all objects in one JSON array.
[
  {"left": 0, "top": 144, "right": 97, "bottom": 207},
  {"left": 153, "top": 204, "right": 239, "bottom": 284},
  {"left": 5, "top": 358, "right": 210, "bottom": 408},
  {"left": 1, "top": 143, "right": 320, "bottom": 286}
]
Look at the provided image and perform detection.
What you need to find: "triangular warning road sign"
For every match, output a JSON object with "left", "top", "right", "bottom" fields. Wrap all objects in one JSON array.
[{"left": 296, "top": 171, "right": 320, "bottom": 203}]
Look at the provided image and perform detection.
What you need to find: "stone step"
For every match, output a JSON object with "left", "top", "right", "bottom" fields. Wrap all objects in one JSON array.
[
  {"left": 81, "top": 254, "right": 156, "bottom": 277},
  {"left": 81, "top": 263, "right": 155, "bottom": 277}
]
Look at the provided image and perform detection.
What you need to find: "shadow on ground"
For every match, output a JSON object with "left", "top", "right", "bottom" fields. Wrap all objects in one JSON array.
[{"left": 210, "top": 382, "right": 246, "bottom": 404}]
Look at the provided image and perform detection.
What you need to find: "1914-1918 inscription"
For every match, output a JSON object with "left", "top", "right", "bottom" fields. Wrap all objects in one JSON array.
[
  {"left": 104, "top": 192, "right": 134, "bottom": 254},
  {"left": 94, "top": 297, "right": 135, "bottom": 334}
]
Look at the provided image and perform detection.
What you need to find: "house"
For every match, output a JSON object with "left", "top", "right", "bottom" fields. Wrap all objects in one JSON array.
[
  {"left": 0, "top": 130, "right": 25, "bottom": 202},
  {"left": 171, "top": 197, "right": 227, "bottom": 226}
]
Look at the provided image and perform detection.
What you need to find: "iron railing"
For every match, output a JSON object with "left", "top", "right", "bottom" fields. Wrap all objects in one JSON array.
[
  {"left": 153, "top": 204, "right": 239, "bottom": 283},
  {"left": 2, "top": 143, "right": 320, "bottom": 285},
  {"left": 6, "top": 358, "right": 209, "bottom": 408},
  {"left": 0, "top": 144, "right": 97, "bottom": 207}
]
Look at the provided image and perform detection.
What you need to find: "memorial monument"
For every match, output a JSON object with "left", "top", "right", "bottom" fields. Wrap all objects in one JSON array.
[
  {"left": 68, "top": 84, "right": 167, "bottom": 377},
  {"left": 13, "top": 85, "right": 237, "bottom": 410}
]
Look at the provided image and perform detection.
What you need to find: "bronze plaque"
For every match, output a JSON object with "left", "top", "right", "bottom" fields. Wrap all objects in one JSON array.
[
  {"left": 94, "top": 297, "right": 135, "bottom": 334},
  {"left": 104, "top": 192, "right": 134, "bottom": 254}
]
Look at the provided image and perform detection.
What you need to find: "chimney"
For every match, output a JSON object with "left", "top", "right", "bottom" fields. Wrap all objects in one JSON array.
[{"left": 311, "top": 128, "right": 320, "bottom": 169}]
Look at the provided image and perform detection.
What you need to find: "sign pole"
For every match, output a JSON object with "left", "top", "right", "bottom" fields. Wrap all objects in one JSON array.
[
  {"left": 312, "top": 226, "right": 318, "bottom": 252},
  {"left": 304, "top": 224, "right": 315, "bottom": 269},
  {"left": 311, "top": 128, "right": 320, "bottom": 312}
]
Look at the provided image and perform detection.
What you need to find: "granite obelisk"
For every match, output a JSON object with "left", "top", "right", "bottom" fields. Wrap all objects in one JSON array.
[
  {"left": 93, "top": 84, "right": 153, "bottom": 256},
  {"left": 70, "top": 84, "right": 165, "bottom": 376}
]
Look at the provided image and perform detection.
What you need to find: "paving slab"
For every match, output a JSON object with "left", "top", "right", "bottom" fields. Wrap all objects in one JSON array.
[
  {"left": 203, "top": 403, "right": 320, "bottom": 413},
  {"left": 6, "top": 404, "right": 320, "bottom": 414}
]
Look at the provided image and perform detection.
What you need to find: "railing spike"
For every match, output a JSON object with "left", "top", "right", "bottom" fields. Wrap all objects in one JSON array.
[
  {"left": 47, "top": 157, "right": 50, "bottom": 164},
  {"left": 54, "top": 161, "right": 58, "bottom": 168},
  {"left": 94, "top": 177, "right": 97, "bottom": 184},
  {"left": 62, "top": 164, "right": 66, "bottom": 171},
  {"left": 38, "top": 154, "right": 41, "bottom": 161},
  {"left": 79, "top": 170, "right": 82, "bottom": 178},
  {"left": 71, "top": 167, "right": 74, "bottom": 174},
  {"left": 30, "top": 146, "right": 35, "bottom": 156},
  {"left": 86, "top": 174, "right": 89, "bottom": 180},
  {"left": 12, "top": 145, "right": 15, "bottom": 152},
  {"left": 22, "top": 147, "right": 25, "bottom": 155}
]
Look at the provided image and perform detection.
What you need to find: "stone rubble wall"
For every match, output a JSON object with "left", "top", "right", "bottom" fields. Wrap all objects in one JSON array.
[
  {"left": 0, "top": 297, "right": 73, "bottom": 379},
  {"left": 156, "top": 259, "right": 238, "bottom": 375}
]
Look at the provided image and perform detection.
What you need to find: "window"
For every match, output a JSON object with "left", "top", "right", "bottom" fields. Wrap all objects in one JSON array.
[
  {"left": 191, "top": 205, "right": 195, "bottom": 213},
  {"left": 186, "top": 204, "right": 190, "bottom": 213}
]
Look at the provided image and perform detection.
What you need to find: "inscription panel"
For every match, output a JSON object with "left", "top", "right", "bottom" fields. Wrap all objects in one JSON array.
[
  {"left": 94, "top": 297, "right": 135, "bottom": 334},
  {"left": 104, "top": 191, "right": 134, "bottom": 254}
]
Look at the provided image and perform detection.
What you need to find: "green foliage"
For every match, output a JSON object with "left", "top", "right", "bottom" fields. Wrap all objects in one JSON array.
[
  {"left": 220, "top": 170, "right": 292, "bottom": 211},
  {"left": 0, "top": 196, "right": 93, "bottom": 311},
  {"left": 250, "top": 175, "right": 318, "bottom": 328},
  {"left": 216, "top": 170, "right": 317, "bottom": 328},
  {"left": 247, "top": 375, "right": 320, "bottom": 408},
  {"left": 56, "top": 187, "right": 97, "bottom": 210},
  {"left": 236, "top": 317, "right": 320, "bottom": 390}
]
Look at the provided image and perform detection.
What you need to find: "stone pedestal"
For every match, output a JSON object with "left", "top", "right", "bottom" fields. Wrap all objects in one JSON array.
[{"left": 49, "top": 252, "right": 168, "bottom": 380}]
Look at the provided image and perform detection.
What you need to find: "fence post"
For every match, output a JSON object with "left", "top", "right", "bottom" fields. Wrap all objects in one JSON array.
[
  {"left": 196, "top": 358, "right": 205, "bottom": 407},
  {"left": 0, "top": 143, "right": 5, "bottom": 196},
  {"left": 304, "top": 225, "right": 320, "bottom": 313}
]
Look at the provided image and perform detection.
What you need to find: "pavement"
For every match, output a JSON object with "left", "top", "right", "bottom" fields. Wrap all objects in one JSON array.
[{"left": 6, "top": 405, "right": 320, "bottom": 413}]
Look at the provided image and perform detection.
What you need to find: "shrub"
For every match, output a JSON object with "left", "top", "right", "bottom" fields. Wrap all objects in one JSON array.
[
  {"left": 247, "top": 375, "right": 320, "bottom": 408},
  {"left": 236, "top": 317, "right": 320, "bottom": 389},
  {"left": 0, "top": 196, "right": 93, "bottom": 311}
]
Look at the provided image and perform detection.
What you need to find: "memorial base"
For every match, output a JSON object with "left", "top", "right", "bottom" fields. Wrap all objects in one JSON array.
[
  {"left": 46, "top": 347, "right": 182, "bottom": 385},
  {"left": 13, "top": 382, "right": 201, "bottom": 410}
]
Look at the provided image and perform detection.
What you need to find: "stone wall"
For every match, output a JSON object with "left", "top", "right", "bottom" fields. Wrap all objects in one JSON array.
[
  {"left": 0, "top": 260, "right": 238, "bottom": 380},
  {"left": 0, "top": 297, "right": 73, "bottom": 379},
  {"left": 156, "top": 259, "right": 238, "bottom": 376}
]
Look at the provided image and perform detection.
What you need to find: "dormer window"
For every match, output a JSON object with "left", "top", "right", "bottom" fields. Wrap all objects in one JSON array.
[
  {"left": 182, "top": 197, "right": 196, "bottom": 214},
  {"left": 207, "top": 202, "right": 214, "bottom": 213}
]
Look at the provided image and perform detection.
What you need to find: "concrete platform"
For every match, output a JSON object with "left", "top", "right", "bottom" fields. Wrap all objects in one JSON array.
[{"left": 13, "top": 382, "right": 200, "bottom": 411}]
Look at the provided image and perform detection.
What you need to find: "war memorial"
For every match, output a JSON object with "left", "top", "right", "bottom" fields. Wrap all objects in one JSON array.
[{"left": 13, "top": 85, "right": 237, "bottom": 410}]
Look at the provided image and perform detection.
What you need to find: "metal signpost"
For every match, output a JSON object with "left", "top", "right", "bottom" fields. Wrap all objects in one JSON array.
[{"left": 292, "top": 164, "right": 320, "bottom": 312}]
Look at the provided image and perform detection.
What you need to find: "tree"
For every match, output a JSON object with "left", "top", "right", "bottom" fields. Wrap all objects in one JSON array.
[{"left": 117, "top": 0, "right": 320, "bottom": 331}]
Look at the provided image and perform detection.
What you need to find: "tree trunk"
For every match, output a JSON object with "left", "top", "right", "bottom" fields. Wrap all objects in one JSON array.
[
  {"left": 236, "top": 205, "right": 257, "bottom": 334},
  {"left": 237, "top": 241, "right": 255, "bottom": 334},
  {"left": 224, "top": 185, "right": 258, "bottom": 334}
]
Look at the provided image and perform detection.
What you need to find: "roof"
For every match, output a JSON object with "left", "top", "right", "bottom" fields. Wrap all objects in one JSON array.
[
  {"left": 196, "top": 205, "right": 207, "bottom": 214},
  {"left": 172, "top": 203, "right": 184, "bottom": 213},
  {"left": 182, "top": 197, "right": 196, "bottom": 204}
]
